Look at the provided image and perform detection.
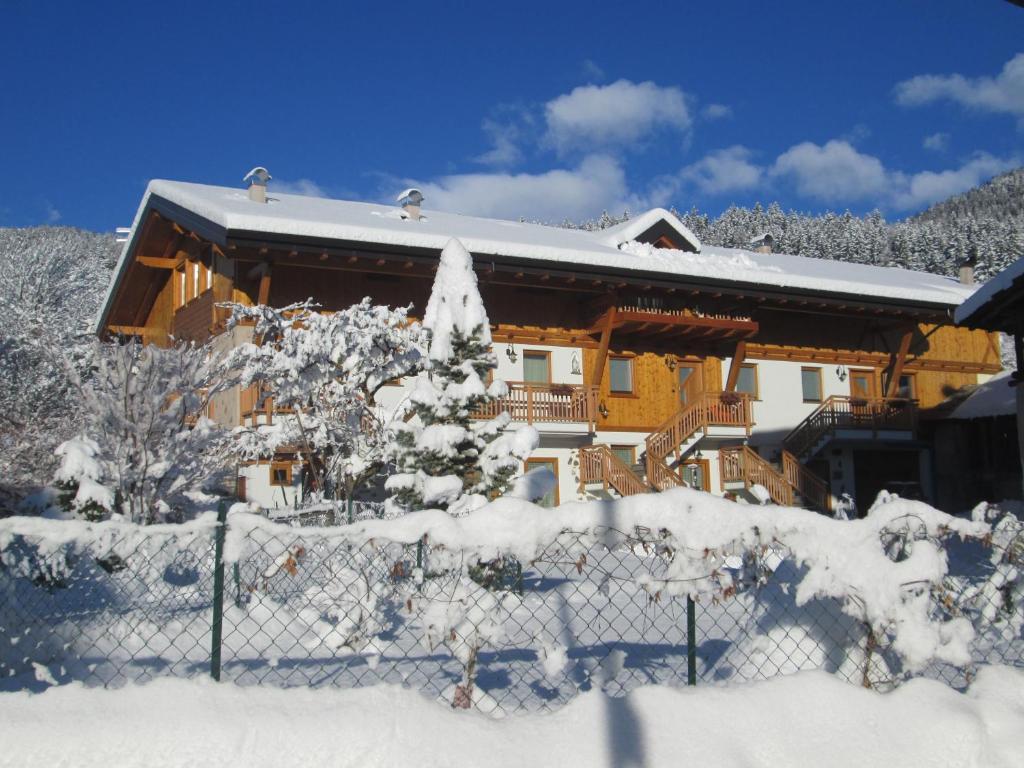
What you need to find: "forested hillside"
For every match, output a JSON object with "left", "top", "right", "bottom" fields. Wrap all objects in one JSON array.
[{"left": 569, "top": 167, "right": 1024, "bottom": 282}]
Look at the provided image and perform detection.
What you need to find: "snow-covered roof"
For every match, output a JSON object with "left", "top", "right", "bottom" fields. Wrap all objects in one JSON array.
[
  {"left": 955, "top": 255, "right": 1024, "bottom": 327},
  {"left": 99, "top": 180, "right": 977, "bottom": 331},
  {"left": 949, "top": 371, "right": 1018, "bottom": 420}
]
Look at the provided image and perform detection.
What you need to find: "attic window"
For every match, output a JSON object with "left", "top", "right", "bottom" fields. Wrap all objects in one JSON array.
[{"left": 653, "top": 236, "right": 678, "bottom": 250}]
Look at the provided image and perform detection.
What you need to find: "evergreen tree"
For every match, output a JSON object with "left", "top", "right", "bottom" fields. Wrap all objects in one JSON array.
[{"left": 386, "top": 238, "right": 537, "bottom": 516}]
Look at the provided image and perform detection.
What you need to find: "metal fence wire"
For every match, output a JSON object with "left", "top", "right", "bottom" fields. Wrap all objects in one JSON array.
[{"left": 1, "top": 508, "right": 1021, "bottom": 715}]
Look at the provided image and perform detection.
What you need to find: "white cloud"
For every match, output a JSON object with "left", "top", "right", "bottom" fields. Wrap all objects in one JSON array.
[
  {"left": 771, "top": 140, "right": 889, "bottom": 202},
  {"left": 770, "top": 138, "right": 1017, "bottom": 210},
  {"left": 410, "top": 154, "right": 638, "bottom": 222},
  {"left": 701, "top": 103, "right": 732, "bottom": 121},
  {"left": 893, "top": 52, "right": 1024, "bottom": 119},
  {"left": 44, "top": 202, "right": 61, "bottom": 223},
  {"left": 272, "top": 178, "right": 326, "bottom": 197},
  {"left": 922, "top": 132, "right": 950, "bottom": 152},
  {"left": 474, "top": 116, "right": 526, "bottom": 167},
  {"left": 581, "top": 59, "right": 605, "bottom": 82},
  {"left": 680, "top": 146, "right": 763, "bottom": 195},
  {"left": 543, "top": 79, "right": 692, "bottom": 153},
  {"left": 889, "top": 153, "right": 1018, "bottom": 210}
]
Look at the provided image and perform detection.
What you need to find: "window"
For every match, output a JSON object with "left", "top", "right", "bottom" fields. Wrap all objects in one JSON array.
[
  {"left": 522, "top": 350, "right": 551, "bottom": 384},
  {"left": 609, "top": 357, "right": 634, "bottom": 394},
  {"left": 801, "top": 367, "right": 823, "bottom": 403},
  {"left": 893, "top": 373, "right": 916, "bottom": 400},
  {"left": 677, "top": 363, "right": 701, "bottom": 404},
  {"left": 524, "top": 458, "right": 559, "bottom": 508},
  {"left": 269, "top": 463, "right": 292, "bottom": 486},
  {"left": 610, "top": 445, "right": 635, "bottom": 467},
  {"left": 735, "top": 364, "right": 758, "bottom": 398}
]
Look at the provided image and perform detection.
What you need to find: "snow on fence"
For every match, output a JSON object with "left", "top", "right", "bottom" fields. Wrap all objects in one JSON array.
[{"left": 1, "top": 491, "right": 1021, "bottom": 715}]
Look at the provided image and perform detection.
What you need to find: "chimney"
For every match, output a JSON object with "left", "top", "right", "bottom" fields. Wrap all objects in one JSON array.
[
  {"left": 749, "top": 233, "right": 773, "bottom": 254},
  {"left": 959, "top": 247, "right": 978, "bottom": 286},
  {"left": 243, "top": 167, "right": 272, "bottom": 203},
  {"left": 396, "top": 188, "right": 424, "bottom": 221}
]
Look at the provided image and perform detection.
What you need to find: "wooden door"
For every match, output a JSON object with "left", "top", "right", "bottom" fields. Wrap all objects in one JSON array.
[
  {"left": 681, "top": 458, "right": 710, "bottom": 491},
  {"left": 678, "top": 362, "right": 704, "bottom": 405},
  {"left": 849, "top": 369, "right": 876, "bottom": 424},
  {"left": 849, "top": 369, "right": 876, "bottom": 399}
]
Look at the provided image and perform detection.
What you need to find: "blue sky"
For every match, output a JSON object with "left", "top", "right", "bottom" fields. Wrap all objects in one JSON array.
[{"left": 1, "top": 0, "right": 1022, "bottom": 231}]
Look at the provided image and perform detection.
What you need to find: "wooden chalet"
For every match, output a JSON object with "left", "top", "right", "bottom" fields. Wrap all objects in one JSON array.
[{"left": 96, "top": 176, "right": 1004, "bottom": 513}]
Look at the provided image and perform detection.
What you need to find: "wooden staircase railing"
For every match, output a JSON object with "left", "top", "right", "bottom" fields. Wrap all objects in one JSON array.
[
  {"left": 783, "top": 395, "right": 917, "bottom": 461},
  {"left": 646, "top": 391, "right": 752, "bottom": 463},
  {"left": 646, "top": 455, "right": 685, "bottom": 491},
  {"left": 579, "top": 446, "right": 649, "bottom": 497},
  {"left": 720, "top": 445, "right": 794, "bottom": 507},
  {"left": 781, "top": 450, "right": 831, "bottom": 513}
]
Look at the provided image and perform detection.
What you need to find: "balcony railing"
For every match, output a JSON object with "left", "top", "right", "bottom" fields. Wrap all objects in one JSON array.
[
  {"left": 783, "top": 395, "right": 918, "bottom": 461},
  {"left": 474, "top": 382, "right": 598, "bottom": 430}
]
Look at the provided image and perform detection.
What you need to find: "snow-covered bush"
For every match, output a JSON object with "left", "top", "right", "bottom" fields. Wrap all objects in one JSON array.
[
  {"left": 386, "top": 238, "right": 538, "bottom": 517},
  {"left": 223, "top": 297, "right": 425, "bottom": 518},
  {"left": 49, "top": 340, "right": 231, "bottom": 524}
]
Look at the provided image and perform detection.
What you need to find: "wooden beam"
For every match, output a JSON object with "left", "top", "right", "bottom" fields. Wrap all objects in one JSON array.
[
  {"left": 724, "top": 340, "right": 748, "bottom": 391},
  {"left": 885, "top": 329, "right": 914, "bottom": 398},
  {"left": 107, "top": 324, "right": 156, "bottom": 336},
  {"left": 137, "top": 256, "right": 179, "bottom": 269},
  {"left": 258, "top": 264, "right": 273, "bottom": 305},
  {"left": 589, "top": 307, "right": 617, "bottom": 390}
]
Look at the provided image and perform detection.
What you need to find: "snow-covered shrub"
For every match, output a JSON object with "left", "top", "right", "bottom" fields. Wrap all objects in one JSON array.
[
  {"left": 223, "top": 297, "right": 425, "bottom": 517},
  {"left": 387, "top": 238, "right": 538, "bottom": 517},
  {"left": 416, "top": 573, "right": 517, "bottom": 710},
  {"left": 52, "top": 340, "right": 231, "bottom": 524}
]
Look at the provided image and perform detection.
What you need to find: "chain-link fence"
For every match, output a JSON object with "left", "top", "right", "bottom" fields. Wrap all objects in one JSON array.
[{"left": 2, "top": 507, "right": 1021, "bottom": 714}]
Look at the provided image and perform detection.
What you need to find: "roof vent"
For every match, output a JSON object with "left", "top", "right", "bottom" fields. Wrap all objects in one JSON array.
[
  {"left": 396, "top": 188, "right": 424, "bottom": 221},
  {"left": 244, "top": 167, "right": 272, "bottom": 203},
  {"left": 749, "top": 233, "right": 773, "bottom": 254}
]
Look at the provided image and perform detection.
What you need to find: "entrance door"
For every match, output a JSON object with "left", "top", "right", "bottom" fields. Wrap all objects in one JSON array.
[
  {"left": 849, "top": 369, "right": 876, "bottom": 424},
  {"left": 678, "top": 363, "right": 703, "bottom": 406},
  {"left": 849, "top": 370, "right": 876, "bottom": 399},
  {"left": 681, "top": 458, "right": 709, "bottom": 491}
]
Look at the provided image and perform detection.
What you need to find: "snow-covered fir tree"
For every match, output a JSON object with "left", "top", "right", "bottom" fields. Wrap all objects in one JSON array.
[
  {"left": 386, "top": 238, "right": 538, "bottom": 516},
  {"left": 223, "top": 297, "right": 425, "bottom": 518}
]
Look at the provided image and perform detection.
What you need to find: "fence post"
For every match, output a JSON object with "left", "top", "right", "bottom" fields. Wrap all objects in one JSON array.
[
  {"left": 210, "top": 501, "right": 228, "bottom": 682},
  {"left": 686, "top": 595, "right": 697, "bottom": 686}
]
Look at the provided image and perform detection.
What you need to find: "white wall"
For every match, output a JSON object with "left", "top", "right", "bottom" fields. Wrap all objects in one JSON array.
[
  {"left": 720, "top": 357, "right": 850, "bottom": 447},
  {"left": 493, "top": 342, "right": 584, "bottom": 385}
]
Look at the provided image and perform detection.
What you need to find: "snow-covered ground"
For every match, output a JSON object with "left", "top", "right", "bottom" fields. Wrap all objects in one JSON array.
[{"left": 2, "top": 668, "right": 1022, "bottom": 768}]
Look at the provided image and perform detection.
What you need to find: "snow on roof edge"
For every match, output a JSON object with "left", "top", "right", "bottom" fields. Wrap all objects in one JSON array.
[
  {"left": 95, "top": 179, "right": 976, "bottom": 332},
  {"left": 954, "top": 255, "right": 1024, "bottom": 326}
]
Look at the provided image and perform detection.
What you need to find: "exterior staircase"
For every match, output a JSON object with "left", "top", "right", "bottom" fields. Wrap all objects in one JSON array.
[
  {"left": 578, "top": 445, "right": 649, "bottom": 497},
  {"left": 645, "top": 391, "right": 752, "bottom": 490},
  {"left": 720, "top": 445, "right": 832, "bottom": 512},
  {"left": 578, "top": 390, "right": 842, "bottom": 514},
  {"left": 783, "top": 395, "right": 917, "bottom": 462}
]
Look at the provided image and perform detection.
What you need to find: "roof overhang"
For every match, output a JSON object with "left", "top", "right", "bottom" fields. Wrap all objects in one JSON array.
[{"left": 98, "top": 191, "right": 965, "bottom": 333}]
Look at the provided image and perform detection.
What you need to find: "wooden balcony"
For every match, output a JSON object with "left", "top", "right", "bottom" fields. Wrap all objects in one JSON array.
[
  {"left": 783, "top": 395, "right": 918, "bottom": 461},
  {"left": 474, "top": 382, "right": 598, "bottom": 431},
  {"left": 172, "top": 290, "right": 216, "bottom": 345}
]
